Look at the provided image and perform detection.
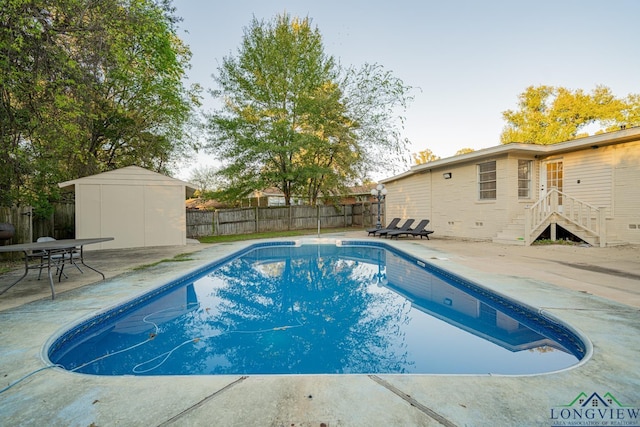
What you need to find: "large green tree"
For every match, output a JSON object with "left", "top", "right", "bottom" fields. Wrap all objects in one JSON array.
[
  {"left": 500, "top": 85, "right": 639, "bottom": 145},
  {"left": 0, "top": 0, "right": 199, "bottom": 214},
  {"left": 207, "top": 13, "right": 412, "bottom": 205}
]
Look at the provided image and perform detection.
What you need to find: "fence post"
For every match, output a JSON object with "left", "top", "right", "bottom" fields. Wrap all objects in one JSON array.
[
  {"left": 343, "top": 204, "right": 347, "bottom": 228},
  {"left": 255, "top": 207, "right": 259, "bottom": 233},
  {"left": 361, "top": 201, "right": 366, "bottom": 227}
]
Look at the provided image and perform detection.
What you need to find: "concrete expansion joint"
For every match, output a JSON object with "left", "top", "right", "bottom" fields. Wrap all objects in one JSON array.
[
  {"left": 541, "top": 306, "right": 638, "bottom": 313},
  {"left": 367, "top": 375, "right": 458, "bottom": 427},
  {"left": 156, "top": 375, "right": 248, "bottom": 426}
]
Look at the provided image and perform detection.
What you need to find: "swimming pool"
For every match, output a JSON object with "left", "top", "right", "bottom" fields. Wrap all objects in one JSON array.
[{"left": 47, "top": 240, "right": 586, "bottom": 375}]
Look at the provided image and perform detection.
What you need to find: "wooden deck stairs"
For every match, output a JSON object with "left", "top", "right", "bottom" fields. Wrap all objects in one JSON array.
[{"left": 493, "top": 189, "right": 614, "bottom": 247}]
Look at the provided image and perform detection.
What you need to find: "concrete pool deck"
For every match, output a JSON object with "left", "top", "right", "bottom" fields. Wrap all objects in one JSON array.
[{"left": 1, "top": 232, "right": 639, "bottom": 426}]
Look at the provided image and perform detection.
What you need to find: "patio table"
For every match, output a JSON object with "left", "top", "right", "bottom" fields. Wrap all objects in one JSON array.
[{"left": 0, "top": 237, "right": 114, "bottom": 300}]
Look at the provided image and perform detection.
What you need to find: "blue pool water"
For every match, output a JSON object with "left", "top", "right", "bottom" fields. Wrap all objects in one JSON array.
[{"left": 48, "top": 241, "right": 585, "bottom": 375}]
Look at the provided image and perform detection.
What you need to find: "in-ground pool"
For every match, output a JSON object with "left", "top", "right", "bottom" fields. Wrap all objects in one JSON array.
[{"left": 47, "top": 241, "right": 586, "bottom": 375}]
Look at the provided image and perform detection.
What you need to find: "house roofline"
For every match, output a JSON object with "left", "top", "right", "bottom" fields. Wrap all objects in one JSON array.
[{"left": 382, "top": 126, "right": 640, "bottom": 184}]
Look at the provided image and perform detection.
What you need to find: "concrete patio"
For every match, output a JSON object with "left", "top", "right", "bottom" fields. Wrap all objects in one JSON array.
[{"left": 1, "top": 232, "right": 638, "bottom": 426}]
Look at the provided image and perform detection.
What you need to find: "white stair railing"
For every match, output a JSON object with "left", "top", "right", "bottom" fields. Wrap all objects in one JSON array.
[{"left": 524, "top": 189, "right": 605, "bottom": 246}]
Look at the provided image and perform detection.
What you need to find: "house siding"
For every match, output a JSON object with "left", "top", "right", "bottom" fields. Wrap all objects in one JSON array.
[
  {"left": 556, "top": 147, "right": 613, "bottom": 212},
  {"left": 387, "top": 156, "right": 514, "bottom": 240},
  {"left": 385, "top": 173, "right": 431, "bottom": 225},
  {"left": 539, "top": 142, "right": 640, "bottom": 244},
  {"left": 381, "top": 128, "right": 640, "bottom": 245},
  {"left": 612, "top": 141, "right": 640, "bottom": 243}
]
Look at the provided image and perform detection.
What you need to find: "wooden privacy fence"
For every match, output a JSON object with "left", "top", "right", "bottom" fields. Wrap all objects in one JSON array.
[
  {"left": 0, "top": 204, "right": 75, "bottom": 246},
  {"left": 214, "top": 205, "right": 353, "bottom": 236},
  {"left": 0, "top": 206, "right": 32, "bottom": 246},
  {"left": 2, "top": 201, "right": 382, "bottom": 242},
  {"left": 187, "top": 202, "right": 381, "bottom": 237},
  {"left": 186, "top": 210, "right": 214, "bottom": 238}
]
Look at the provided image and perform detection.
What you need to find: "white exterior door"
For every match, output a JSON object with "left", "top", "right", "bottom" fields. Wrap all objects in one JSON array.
[{"left": 540, "top": 160, "right": 564, "bottom": 212}]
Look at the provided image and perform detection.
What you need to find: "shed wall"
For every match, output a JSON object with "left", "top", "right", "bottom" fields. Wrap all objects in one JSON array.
[
  {"left": 144, "top": 185, "right": 186, "bottom": 247},
  {"left": 69, "top": 167, "right": 190, "bottom": 249}
]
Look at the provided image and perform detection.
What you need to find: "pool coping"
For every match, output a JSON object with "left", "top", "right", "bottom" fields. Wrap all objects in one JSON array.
[{"left": 1, "top": 237, "right": 639, "bottom": 426}]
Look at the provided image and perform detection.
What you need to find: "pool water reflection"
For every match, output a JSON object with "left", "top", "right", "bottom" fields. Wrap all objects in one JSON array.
[{"left": 49, "top": 243, "right": 584, "bottom": 375}]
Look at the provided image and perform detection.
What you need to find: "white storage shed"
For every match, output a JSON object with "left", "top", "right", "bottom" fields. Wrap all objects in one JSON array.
[{"left": 59, "top": 166, "right": 196, "bottom": 250}]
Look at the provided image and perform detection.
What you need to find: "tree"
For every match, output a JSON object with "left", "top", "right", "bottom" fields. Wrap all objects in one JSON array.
[
  {"left": 455, "top": 148, "right": 475, "bottom": 156},
  {"left": 0, "top": 0, "right": 199, "bottom": 214},
  {"left": 412, "top": 149, "right": 440, "bottom": 165},
  {"left": 189, "top": 165, "right": 227, "bottom": 195},
  {"left": 339, "top": 62, "right": 414, "bottom": 178},
  {"left": 207, "top": 13, "right": 412, "bottom": 205},
  {"left": 500, "top": 85, "right": 638, "bottom": 145},
  {"left": 625, "top": 93, "right": 640, "bottom": 126}
]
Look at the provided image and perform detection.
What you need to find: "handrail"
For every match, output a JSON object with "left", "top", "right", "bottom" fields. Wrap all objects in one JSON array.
[{"left": 524, "top": 189, "right": 605, "bottom": 246}]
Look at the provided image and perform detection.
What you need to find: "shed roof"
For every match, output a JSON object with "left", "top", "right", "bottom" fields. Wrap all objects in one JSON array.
[{"left": 58, "top": 166, "right": 197, "bottom": 196}]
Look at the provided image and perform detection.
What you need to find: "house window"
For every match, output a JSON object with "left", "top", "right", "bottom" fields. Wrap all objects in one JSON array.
[
  {"left": 268, "top": 196, "right": 286, "bottom": 207},
  {"left": 518, "top": 160, "right": 532, "bottom": 199},
  {"left": 478, "top": 161, "right": 496, "bottom": 200}
]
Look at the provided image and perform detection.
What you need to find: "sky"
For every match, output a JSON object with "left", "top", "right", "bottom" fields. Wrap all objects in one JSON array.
[{"left": 172, "top": 0, "right": 640, "bottom": 181}]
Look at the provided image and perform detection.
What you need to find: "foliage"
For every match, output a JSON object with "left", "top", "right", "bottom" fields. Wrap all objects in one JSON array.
[
  {"left": 455, "top": 147, "right": 475, "bottom": 156},
  {"left": 532, "top": 239, "right": 580, "bottom": 246},
  {"left": 132, "top": 252, "right": 194, "bottom": 270},
  {"left": 0, "top": 0, "right": 200, "bottom": 215},
  {"left": 412, "top": 148, "right": 440, "bottom": 164},
  {"left": 339, "top": 62, "right": 414, "bottom": 176},
  {"left": 207, "top": 13, "right": 413, "bottom": 206},
  {"left": 500, "top": 85, "right": 639, "bottom": 145},
  {"left": 189, "top": 165, "right": 227, "bottom": 193}
]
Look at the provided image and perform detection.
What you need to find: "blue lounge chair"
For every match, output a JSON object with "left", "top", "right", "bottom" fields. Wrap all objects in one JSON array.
[
  {"left": 387, "top": 219, "right": 433, "bottom": 239},
  {"left": 376, "top": 219, "right": 414, "bottom": 237},
  {"left": 367, "top": 217, "right": 401, "bottom": 236}
]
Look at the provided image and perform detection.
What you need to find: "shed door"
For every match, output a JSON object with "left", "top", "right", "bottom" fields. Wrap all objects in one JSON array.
[{"left": 540, "top": 160, "right": 563, "bottom": 211}]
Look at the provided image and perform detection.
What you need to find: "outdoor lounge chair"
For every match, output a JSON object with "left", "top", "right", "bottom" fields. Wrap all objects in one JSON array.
[
  {"left": 376, "top": 219, "right": 414, "bottom": 237},
  {"left": 387, "top": 219, "right": 433, "bottom": 239},
  {"left": 367, "top": 217, "right": 401, "bottom": 236}
]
